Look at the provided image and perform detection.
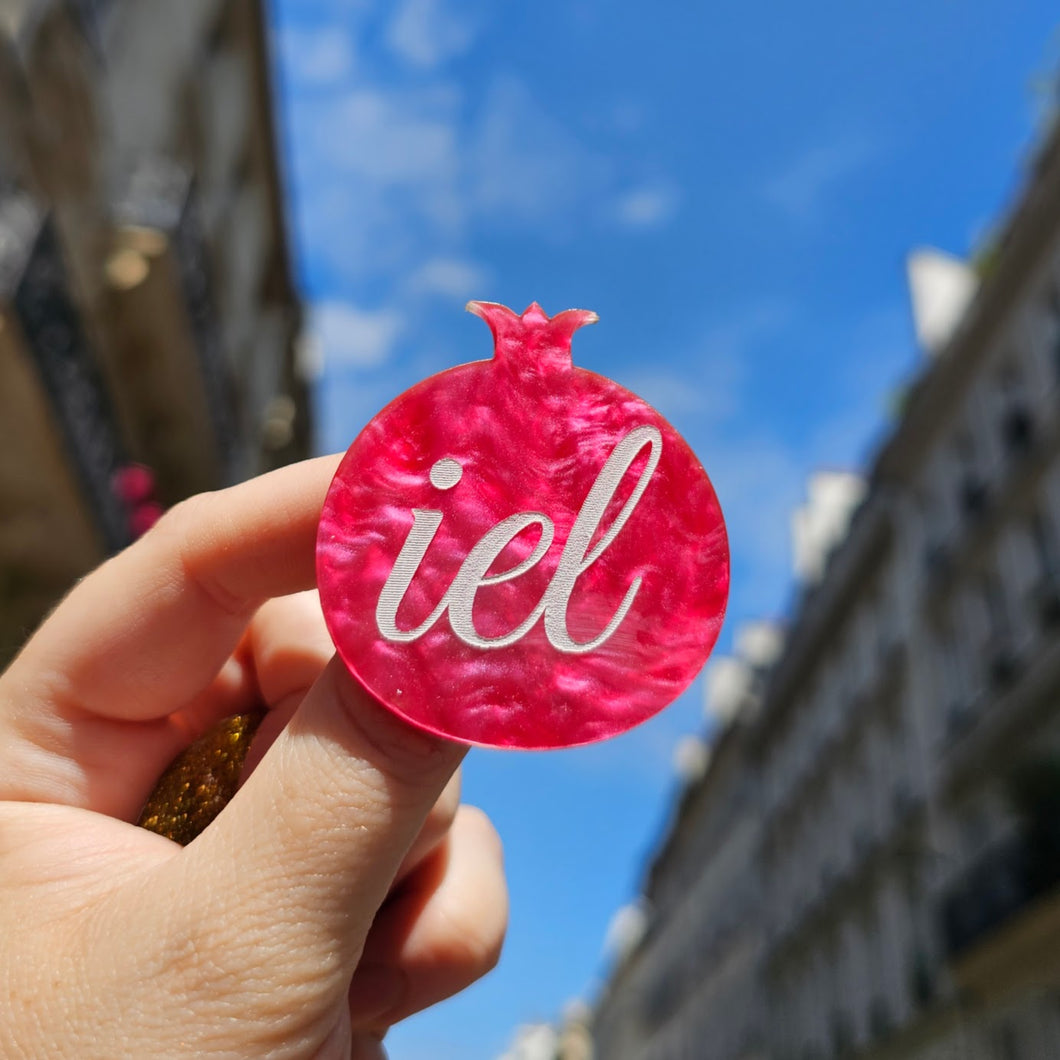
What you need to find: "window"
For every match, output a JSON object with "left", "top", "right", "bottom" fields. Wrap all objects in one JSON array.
[
  {"left": 1030, "top": 507, "right": 1059, "bottom": 579},
  {"left": 1047, "top": 286, "right": 1060, "bottom": 384},
  {"left": 960, "top": 803, "right": 990, "bottom": 860},
  {"left": 938, "top": 610, "right": 970, "bottom": 708},
  {"left": 949, "top": 424, "right": 988, "bottom": 519},
  {"left": 981, "top": 571, "right": 1010, "bottom": 640},
  {"left": 993, "top": 1021, "right": 1021, "bottom": 1060},
  {"left": 981, "top": 569, "right": 1019, "bottom": 688},
  {"left": 997, "top": 359, "right": 1034, "bottom": 456}
]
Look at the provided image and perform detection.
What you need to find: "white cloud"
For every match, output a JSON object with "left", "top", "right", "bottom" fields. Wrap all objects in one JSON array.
[
  {"left": 698, "top": 299, "right": 792, "bottom": 364},
  {"left": 605, "top": 300, "right": 805, "bottom": 626},
  {"left": 468, "top": 76, "right": 609, "bottom": 225},
  {"left": 684, "top": 301, "right": 914, "bottom": 626},
  {"left": 614, "top": 184, "right": 679, "bottom": 229},
  {"left": 386, "top": 0, "right": 477, "bottom": 69},
  {"left": 312, "top": 300, "right": 404, "bottom": 367},
  {"left": 705, "top": 434, "right": 805, "bottom": 617},
  {"left": 406, "top": 256, "right": 489, "bottom": 299},
  {"left": 805, "top": 303, "right": 915, "bottom": 470},
  {"left": 764, "top": 136, "right": 878, "bottom": 221},
  {"left": 294, "top": 0, "right": 375, "bottom": 13},
  {"left": 289, "top": 71, "right": 615, "bottom": 285},
  {"left": 277, "top": 26, "right": 357, "bottom": 87},
  {"left": 289, "top": 84, "right": 465, "bottom": 278},
  {"left": 615, "top": 299, "right": 787, "bottom": 426},
  {"left": 610, "top": 101, "right": 647, "bottom": 135},
  {"left": 307, "top": 86, "right": 461, "bottom": 185},
  {"left": 615, "top": 369, "right": 712, "bottom": 419}
]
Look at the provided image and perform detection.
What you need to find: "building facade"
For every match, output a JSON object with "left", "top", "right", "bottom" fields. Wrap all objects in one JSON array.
[
  {"left": 593, "top": 117, "right": 1060, "bottom": 1060},
  {"left": 593, "top": 711, "right": 767, "bottom": 1060},
  {"left": 0, "top": 0, "right": 310, "bottom": 664}
]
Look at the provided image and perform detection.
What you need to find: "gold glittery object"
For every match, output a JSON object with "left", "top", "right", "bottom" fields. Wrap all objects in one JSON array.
[{"left": 137, "top": 709, "right": 266, "bottom": 846}]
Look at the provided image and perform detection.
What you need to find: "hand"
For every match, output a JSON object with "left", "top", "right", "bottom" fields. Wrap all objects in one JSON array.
[{"left": 0, "top": 457, "right": 507, "bottom": 1059}]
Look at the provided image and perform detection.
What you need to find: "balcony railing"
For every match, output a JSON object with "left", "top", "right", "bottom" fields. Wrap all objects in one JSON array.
[
  {"left": 4, "top": 200, "right": 133, "bottom": 551},
  {"left": 923, "top": 540, "right": 953, "bottom": 583},
  {"left": 829, "top": 1011, "right": 854, "bottom": 1059},
  {"left": 891, "top": 783, "right": 924, "bottom": 826},
  {"left": 1031, "top": 573, "right": 1060, "bottom": 630},
  {"left": 868, "top": 996, "right": 894, "bottom": 1043},
  {"left": 1001, "top": 404, "right": 1034, "bottom": 457},
  {"left": 941, "top": 833, "right": 1060, "bottom": 958},
  {"left": 959, "top": 476, "right": 990, "bottom": 520},
  {"left": 986, "top": 634, "right": 1020, "bottom": 691},
  {"left": 909, "top": 948, "right": 936, "bottom": 1009},
  {"left": 944, "top": 698, "right": 976, "bottom": 742}
]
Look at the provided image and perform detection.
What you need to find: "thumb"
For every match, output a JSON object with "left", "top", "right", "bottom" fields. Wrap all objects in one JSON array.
[{"left": 158, "top": 658, "right": 466, "bottom": 1011}]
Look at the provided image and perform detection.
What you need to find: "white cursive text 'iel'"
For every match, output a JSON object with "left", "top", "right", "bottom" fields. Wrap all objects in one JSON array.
[{"left": 374, "top": 425, "right": 663, "bottom": 652}]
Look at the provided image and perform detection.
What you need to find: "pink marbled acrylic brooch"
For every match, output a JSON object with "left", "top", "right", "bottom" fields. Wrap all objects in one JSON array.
[{"left": 317, "top": 301, "right": 729, "bottom": 749}]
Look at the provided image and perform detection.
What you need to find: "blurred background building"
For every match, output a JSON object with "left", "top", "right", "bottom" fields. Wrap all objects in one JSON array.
[
  {"left": 500, "top": 1006, "right": 594, "bottom": 1060},
  {"left": 0, "top": 0, "right": 310, "bottom": 665},
  {"left": 592, "top": 110, "right": 1060, "bottom": 1060}
]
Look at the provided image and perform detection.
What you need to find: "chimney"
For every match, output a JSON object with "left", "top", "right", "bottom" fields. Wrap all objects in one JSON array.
[
  {"left": 906, "top": 247, "right": 978, "bottom": 355},
  {"left": 736, "top": 620, "right": 784, "bottom": 670},
  {"left": 705, "top": 656, "right": 753, "bottom": 724},
  {"left": 792, "top": 470, "right": 866, "bottom": 584}
]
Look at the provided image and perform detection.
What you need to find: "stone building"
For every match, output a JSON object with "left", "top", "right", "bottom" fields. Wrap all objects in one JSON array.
[
  {"left": 0, "top": 0, "right": 310, "bottom": 664},
  {"left": 592, "top": 114, "right": 1060, "bottom": 1060},
  {"left": 593, "top": 623, "right": 777, "bottom": 1060},
  {"left": 593, "top": 714, "right": 766, "bottom": 1060}
]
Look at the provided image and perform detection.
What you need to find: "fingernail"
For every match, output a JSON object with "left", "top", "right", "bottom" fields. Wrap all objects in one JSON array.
[{"left": 348, "top": 962, "right": 407, "bottom": 1024}]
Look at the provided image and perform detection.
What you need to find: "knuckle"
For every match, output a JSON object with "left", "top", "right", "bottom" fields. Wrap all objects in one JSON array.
[
  {"left": 154, "top": 491, "right": 218, "bottom": 541},
  {"left": 442, "top": 901, "right": 506, "bottom": 977},
  {"left": 425, "top": 773, "right": 462, "bottom": 834},
  {"left": 327, "top": 662, "right": 462, "bottom": 792},
  {"left": 439, "top": 820, "right": 508, "bottom": 978},
  {"left": 459, "top": 804, "right": 505, "bottom": 864},
  {"left": 156, "top": 495, "right": 252, "bottom": 619}
]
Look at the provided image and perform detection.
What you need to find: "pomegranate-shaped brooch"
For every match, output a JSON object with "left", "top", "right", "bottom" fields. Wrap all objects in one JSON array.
[{"left": 317, "top": 302, "right": 729, "bottom": 749}]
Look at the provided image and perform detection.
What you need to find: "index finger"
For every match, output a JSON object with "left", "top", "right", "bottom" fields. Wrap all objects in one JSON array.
[{"left": 8, "top": 454, "right": 341, "bottom": 722}]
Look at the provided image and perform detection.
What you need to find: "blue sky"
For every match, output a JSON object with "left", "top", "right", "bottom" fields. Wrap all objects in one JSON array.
[{"left": 268, "top": 2, "right": 1059, "bottom": 1055}]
